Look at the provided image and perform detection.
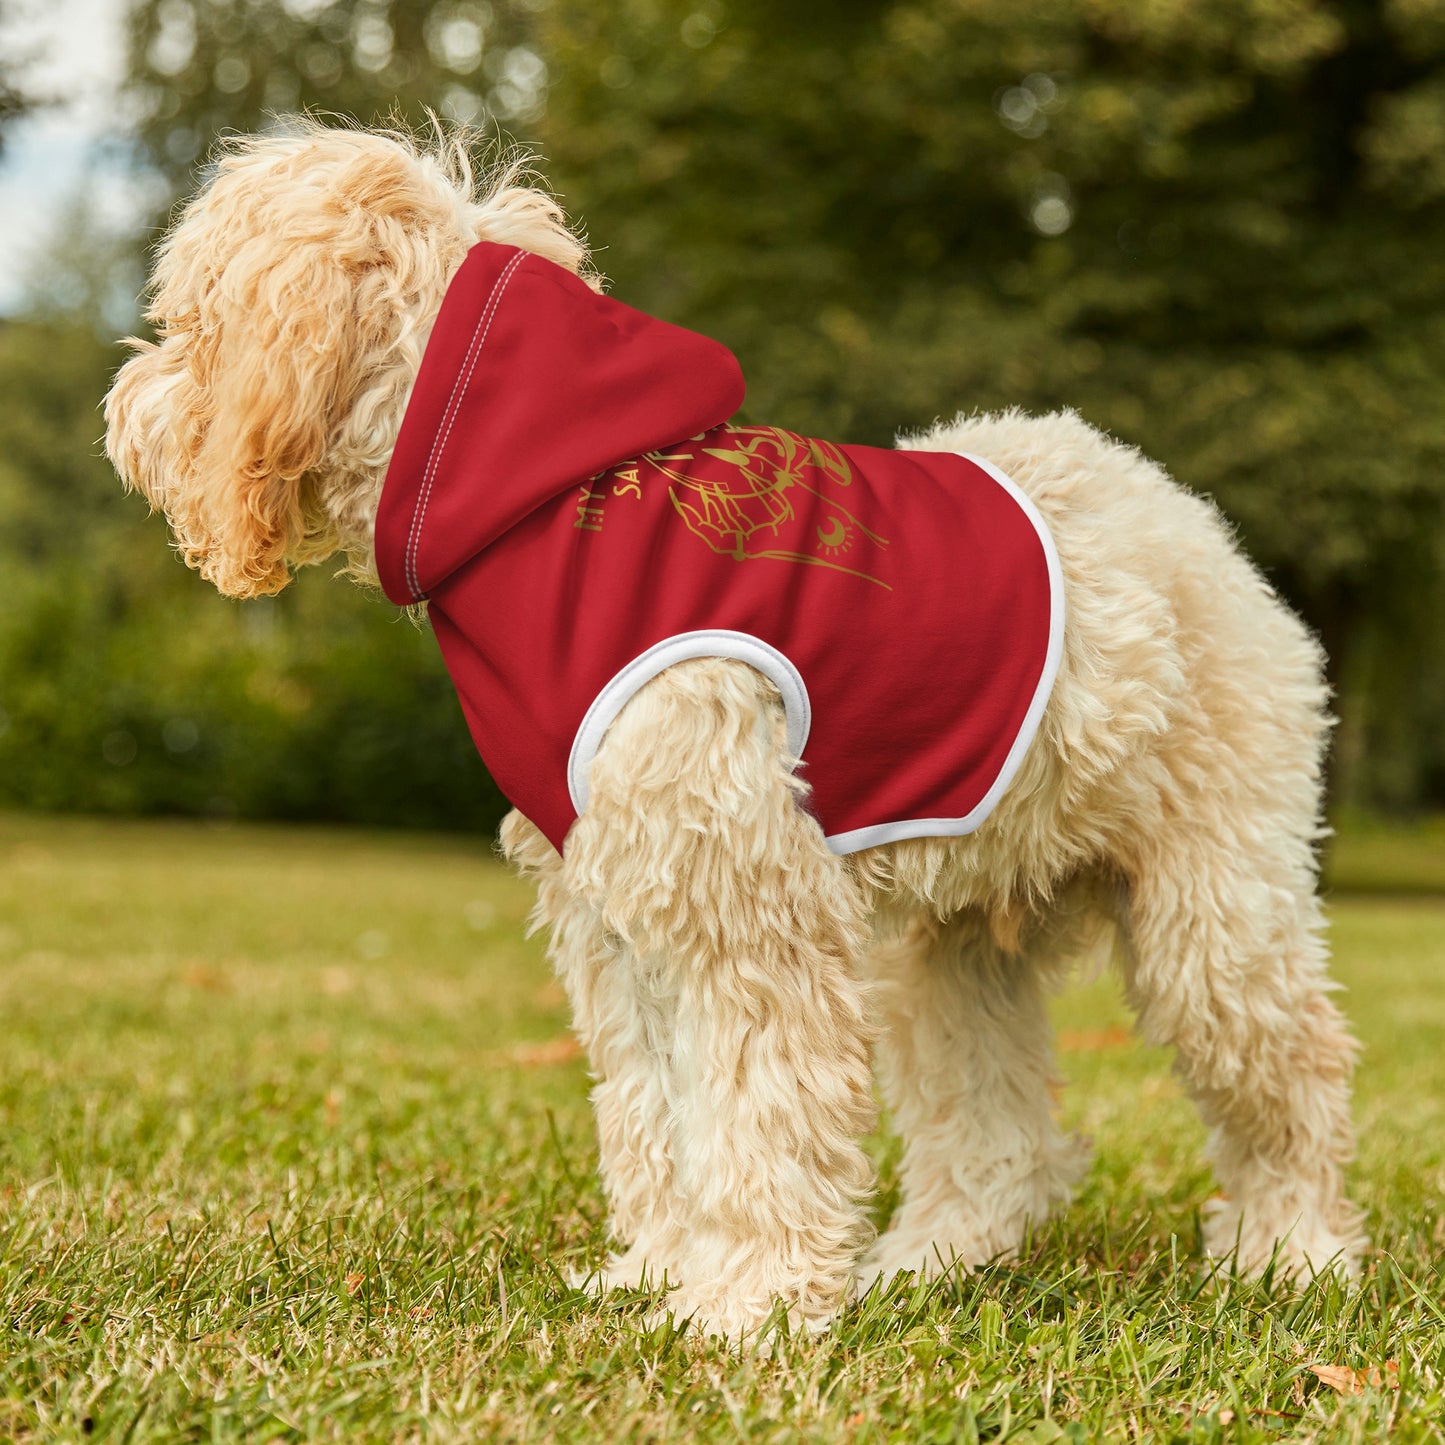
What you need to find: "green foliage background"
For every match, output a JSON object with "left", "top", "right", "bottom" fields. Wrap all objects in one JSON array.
[{"left": 3, "top": 0, "right": 1445, "bottom": 826}]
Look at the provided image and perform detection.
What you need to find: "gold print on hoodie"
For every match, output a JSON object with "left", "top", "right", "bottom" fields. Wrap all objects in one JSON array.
[{"left": 587, "top": 425, "right": 892, "bottom": 589}]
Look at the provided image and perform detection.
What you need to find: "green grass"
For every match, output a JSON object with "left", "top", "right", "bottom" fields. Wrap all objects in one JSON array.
[{"left": 1, "top": 812, "right": 1442, "bottom": 1443}]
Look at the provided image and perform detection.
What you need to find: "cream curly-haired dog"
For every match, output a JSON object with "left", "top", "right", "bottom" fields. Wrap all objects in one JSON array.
[{"left": 105, "top": 123, "right": 1363, "bottom": 1342}]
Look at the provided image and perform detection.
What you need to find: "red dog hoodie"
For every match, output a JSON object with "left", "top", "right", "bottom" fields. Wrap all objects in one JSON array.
[{"left": 374, "top": 243, "right": 1063, "bottom": 854}]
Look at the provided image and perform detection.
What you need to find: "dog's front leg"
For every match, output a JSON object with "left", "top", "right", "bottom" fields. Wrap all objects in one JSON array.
[
  {"left": 500, "top": 809, "right": 689, "bottom": 1290},
  {"left": 565, "top": 659, "right": 878, "bottom": 1344}
]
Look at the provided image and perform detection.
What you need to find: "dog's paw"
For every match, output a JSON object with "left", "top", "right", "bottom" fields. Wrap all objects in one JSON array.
[
  {"left": 1202, "top": 1196, "right": 1366, "bottom": 1282},
  {"left": 859, "top": 1218, "right": 1023, "bottom": 1294},
  {"left": 860, "top": 1137, "right": 1091, "bottom": 1295},
  {"left": 570, "top": 1245, "right": 674, "bottom": 1296},
  {"left": 856, "top": 1242, "right": 984, "bottom": 1296},
  {"left": 645, "top": 1286, "right": 837, "bottom": 1350}
]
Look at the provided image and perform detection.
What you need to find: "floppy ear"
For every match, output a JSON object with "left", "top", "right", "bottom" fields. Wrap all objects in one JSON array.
[
  {"left": 105, "top": 125, "right": 592, "bottom": 598},
  {"left": 105, "top": 332, "right": 198, "bottom": 525},
  {"left": 187, "top": 240, "right": 367, "bottom": 597},
  {"left": 106, "top": 239, "right": 367, "bottom": 599}
]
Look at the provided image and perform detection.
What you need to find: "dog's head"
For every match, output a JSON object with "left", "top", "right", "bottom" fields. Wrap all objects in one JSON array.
[{"left": 105, "top": 121, "right": 588, "bottom": 597}]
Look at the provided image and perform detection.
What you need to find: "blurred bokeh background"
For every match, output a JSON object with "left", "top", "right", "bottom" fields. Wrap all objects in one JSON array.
[{"left": 1, "top": 0, "right": 1443, "bottom": 834}]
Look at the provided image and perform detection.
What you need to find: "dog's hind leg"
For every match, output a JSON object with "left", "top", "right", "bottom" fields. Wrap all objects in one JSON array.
[
  {"left": 1120, "top": 824, "right": 1364, "bottom": 1279},
  {"left": 859, "top": 912, "right": 1088, "bottom": 1290},
  {"left": 564, "top": 658, "right": 878, "bottom": 1342}
]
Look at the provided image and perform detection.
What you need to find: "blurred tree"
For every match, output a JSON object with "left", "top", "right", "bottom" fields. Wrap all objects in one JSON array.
[
  {"left": 0, "top": 1, "right": 546, "bottom": 833},
  {"left": 125, "top": 0, "right": 544, "bottom": 184},
  {"left": 0, "top": 315, "right": 510, "bottom": 830},
  {"left": 0, "top": 0, "right": 37, "bottom": 151},
  {"left": 533, "top": 0, "right": 1445, "bottom": 809},
  {"left": 54, "top": 0, "right": 1445, "bottom": 818}
]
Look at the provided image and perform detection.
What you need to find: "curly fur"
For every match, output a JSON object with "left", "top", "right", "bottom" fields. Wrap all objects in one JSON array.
[
  {"left": 105, "top": 122, "right": 1365, "bottom": 1344},
  {"left": 105, "top": 119, "right": 590, "bottom": 598}
]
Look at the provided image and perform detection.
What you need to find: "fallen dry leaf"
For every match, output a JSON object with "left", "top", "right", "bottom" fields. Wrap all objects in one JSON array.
[
  {"left": 1310, "top": 1362, "right": 1399, "bottom": 1395},
  {"left": 497, "top": 1037, "right": 584, "bottom": 1068},
  {"left": 180, "top": 960, "right": 230, "bottom": 993},
  {"left": 1056, "top": 1027, "right": 1134, "bottom": 1052},
  {"left": 344, "top": 1273, "right": 365, "bottom": 1296},
  {"left": 534, "top": 980, "right": 567, "bottom": 1008}
]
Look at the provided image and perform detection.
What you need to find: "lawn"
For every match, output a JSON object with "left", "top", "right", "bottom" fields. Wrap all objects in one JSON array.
[{"left": 1, "top": 812, "right": 1442, "bottom": 1443}]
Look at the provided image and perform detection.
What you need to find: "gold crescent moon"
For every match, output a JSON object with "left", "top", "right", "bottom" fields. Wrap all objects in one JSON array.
[{"left": 816, "top": 518, "right": 847, "bottom": 548}]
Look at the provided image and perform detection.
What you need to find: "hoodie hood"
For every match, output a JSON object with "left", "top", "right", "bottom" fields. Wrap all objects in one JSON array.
[{"left": 375, "top": 243, "right": 746, "bottom": 606}]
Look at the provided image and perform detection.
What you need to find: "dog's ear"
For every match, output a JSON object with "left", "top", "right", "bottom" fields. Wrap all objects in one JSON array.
[
  {"left": 187, "top": 238, "right": 373, "bottom": 599},
  {"left": 106, "top": 131, "right": 461, "bottom": 599},
  {"left": 105, "top": 331, "right": 201, "bottom": 546},
  {"left": 105, "top": 127, "right": 593, "bottom": 597},
  {"left": 107, "top": 237, "right": 381, "bottom": 599}
]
